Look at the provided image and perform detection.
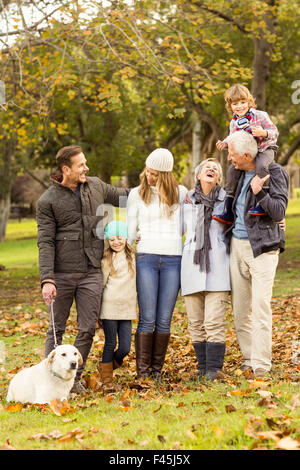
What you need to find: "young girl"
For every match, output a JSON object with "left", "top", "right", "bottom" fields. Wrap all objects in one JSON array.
[
  {"left": 214, "top": 83, "right": 279, "bottom": 223},
  {"left": 98, "top": 220, "right": 137, "bottom": 392}
]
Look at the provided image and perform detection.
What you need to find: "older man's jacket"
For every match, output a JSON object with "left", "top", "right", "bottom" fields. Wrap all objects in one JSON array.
[
  {"left": 226, "top": 162, "right": 289, "bottom": 258},
  {"left": 36, "top": 175, "right": 129, "bottom": 284}
]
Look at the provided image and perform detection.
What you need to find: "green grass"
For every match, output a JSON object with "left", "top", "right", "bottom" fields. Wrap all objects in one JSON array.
[
  {"left": 286, "top": 198, "right": 300, "bottom": 216},
  {"left": 0, "top": 214, "right": 299, "bottom": 450},
  {"left": 4, "top": 218, "right": 38, "bottom": 241}
]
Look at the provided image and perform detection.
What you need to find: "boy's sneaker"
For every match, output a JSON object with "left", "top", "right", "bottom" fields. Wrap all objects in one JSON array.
[
  {"left": 247, "top": 203, "right": 267, "bottom": 216},
  {"left": 212, "top": 196, "right": 234, "bottom": 225}
]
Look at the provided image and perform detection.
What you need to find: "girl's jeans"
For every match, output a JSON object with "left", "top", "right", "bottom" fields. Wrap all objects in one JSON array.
[
  {"left": 102, "top": 319, "right": 132, "bottom": 364},
  {"left": 136, "top": 253, "right": 181, "bottom": 334}
]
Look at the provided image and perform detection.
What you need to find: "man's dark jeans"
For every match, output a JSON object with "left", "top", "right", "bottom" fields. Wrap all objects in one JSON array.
[{"left": 45, "top": 269, "right": 103, "bottom": 380}]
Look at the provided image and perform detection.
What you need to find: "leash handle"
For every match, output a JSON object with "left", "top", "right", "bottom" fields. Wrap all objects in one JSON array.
[{"left": 49, "top": 299, "right": 58, "bottom": 349}]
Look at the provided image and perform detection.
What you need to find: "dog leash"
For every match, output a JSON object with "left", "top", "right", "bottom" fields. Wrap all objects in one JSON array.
[{"left": 49, "top": 299, "right": 58, "bottom": 349}]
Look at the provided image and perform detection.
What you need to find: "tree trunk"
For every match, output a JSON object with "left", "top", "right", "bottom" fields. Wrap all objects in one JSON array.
[
  {"left": 0, "top": 140, "right": 15, "bottom": 241},
  {"left": 192, "top": 116, "right": 201, "bottom": 170},
  {"left": 251, "top": 2, "right": 275, "bottom": 109},
  {"left": 0, "top": 190, "right": 11, "bottom": 242}
]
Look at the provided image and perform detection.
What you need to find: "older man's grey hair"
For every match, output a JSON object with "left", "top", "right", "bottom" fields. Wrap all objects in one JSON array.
[
  {"left": 225, "top": 130, "right": 258, "bottom": 159},
  {"left": 194, "top": 158, "right": 223, "bottom": 185}
]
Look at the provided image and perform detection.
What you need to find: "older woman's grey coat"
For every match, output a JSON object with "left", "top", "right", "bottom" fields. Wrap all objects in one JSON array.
[{"left": 181, "top": 188, "right": 231, "bottom": 296}]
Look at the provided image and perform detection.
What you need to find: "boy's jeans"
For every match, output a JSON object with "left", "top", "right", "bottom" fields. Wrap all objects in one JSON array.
[{"left": 136, "top": 253, "right": 181, "bottom": 334}]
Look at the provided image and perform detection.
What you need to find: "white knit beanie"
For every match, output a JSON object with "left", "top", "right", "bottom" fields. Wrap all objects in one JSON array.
[{"left": 145, "top": 148, "right": 174, "bottom": 172}]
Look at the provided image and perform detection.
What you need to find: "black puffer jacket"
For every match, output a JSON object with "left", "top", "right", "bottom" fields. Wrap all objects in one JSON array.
[{"left": 36, "top": 175, "right": 129, "bottom": 283}]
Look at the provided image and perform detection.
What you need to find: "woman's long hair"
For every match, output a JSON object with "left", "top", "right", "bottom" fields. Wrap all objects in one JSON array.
[
  {"left": 102, "top": 241, "right": 135, "bottom": 277},
  {"left": 138, "top": 168, "right": 179, "bottom": 216}
]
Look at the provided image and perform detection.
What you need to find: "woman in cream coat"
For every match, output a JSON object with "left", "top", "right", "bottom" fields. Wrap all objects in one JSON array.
[{"left": 181, "top": 158, "right": 230, "bottom": 380}]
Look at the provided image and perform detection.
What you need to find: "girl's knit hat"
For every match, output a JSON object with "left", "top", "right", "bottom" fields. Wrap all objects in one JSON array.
[
  {"left": 145, "top": 148, "right": 174, "bottom": 172},
  {"left": 105, "top": 220, "right": 128, "bottom": 240}
]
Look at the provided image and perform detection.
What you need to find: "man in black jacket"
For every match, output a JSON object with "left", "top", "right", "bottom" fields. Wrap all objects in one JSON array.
[
  {"left": 37, "top": 145, "right": 129, "bottom": 394},
  {"left": 224, "top": 131, "right": 289, "bottom": 378}
]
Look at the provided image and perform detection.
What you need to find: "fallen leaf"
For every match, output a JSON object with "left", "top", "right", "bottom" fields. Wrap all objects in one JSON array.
[
  {"left": 58, "top": 428, "right": 84, "bottom": 443},
  {"left": 257, "top": 431, "right": 282, "bottom": 442},
  {"left": 276, "top": 436, "right": 300, "bottom": 450},
  {"left": 0, "top": 438, "right": 16, "bottom": 450},
  {"left": 244, "top": 416, "right": 264, "bottom": 438},
  {"left": 172, "top": 441, "right": 182, "bottom": 449},
  {"left": 249, "top": 380, "right": 269, "bottom": 389},
  {"left": 291, "top": 393, "right": 300, "bottom": 408},
  {"left": 186, "top": 430, "right": 196, "bottom": 440},
  {"left": 119, "top": 405, "right": 132, "bottom": 412},
  {"left": 212, "top": 426, "right": 224, "bottom": 438},
  {"left": 49, "top": 399, "right": 71, "bottom": 416},
  {"left": 225, "top": 404, "right": 237, "bottom": 413},
  {"left": 140, "top": 440, "right": 149, "bottom": 446},
  {"left": 153, "top": 404, "right": 162, "bottom": 413},
  {"left": 257, "top": 390, "right": 272, "bottom": 398},
  {"left": 5, "top": 403, "right": 23, "bottom": 413},
  {"left": 121, "top": 389, "right": 131, "bottom": 400},
  {"left": 85, "top": 373, "right": 100, "bottom": 391}
]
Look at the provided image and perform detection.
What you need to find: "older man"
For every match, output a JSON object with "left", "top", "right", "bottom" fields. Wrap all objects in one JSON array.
[
  {"left": 222, "top": 131, "right": 289, "bottom": 378},
  {"left": 37, "top": 145, "right": 129, "bottom": 394}
]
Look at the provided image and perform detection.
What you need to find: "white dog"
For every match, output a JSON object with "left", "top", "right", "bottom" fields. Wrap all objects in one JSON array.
[{"left": 6, "top": 345, "right": 83, "bottom": 404}]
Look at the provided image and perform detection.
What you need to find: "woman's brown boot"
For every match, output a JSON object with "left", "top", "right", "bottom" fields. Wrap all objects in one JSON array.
[
  {"left": 151, "top": 332, "right": 170, "bottom": 381},
  {"left": 135, "top": 332, "right": 153, "bottom": 379}
]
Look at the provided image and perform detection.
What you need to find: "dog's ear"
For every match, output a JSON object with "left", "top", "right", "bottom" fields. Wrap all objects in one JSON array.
[
  {"left": 46, "top": 349, "right": 56, "bottom": 366},
  {"left": 77, "top": 351, "right": 83, "bottom": 366}
]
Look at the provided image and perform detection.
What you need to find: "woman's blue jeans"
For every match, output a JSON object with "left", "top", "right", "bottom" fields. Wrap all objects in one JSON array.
[{"left": 136, "top": 253, "right": 181, "bottom": 334}]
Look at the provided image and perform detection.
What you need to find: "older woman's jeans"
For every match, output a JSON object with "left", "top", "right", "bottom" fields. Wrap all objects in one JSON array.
[{"left": 136, "top": 254, "right": 181, "bottom": 334}]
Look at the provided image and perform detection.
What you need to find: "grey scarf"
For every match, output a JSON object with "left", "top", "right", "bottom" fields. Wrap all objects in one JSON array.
[{"left": 193, "top": 182, "right": 221, "bottom": 273}]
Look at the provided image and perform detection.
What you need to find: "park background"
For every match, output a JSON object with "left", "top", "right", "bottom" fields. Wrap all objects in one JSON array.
[{"left": 0, "top": 0, "right": 299, "bottom": 450}]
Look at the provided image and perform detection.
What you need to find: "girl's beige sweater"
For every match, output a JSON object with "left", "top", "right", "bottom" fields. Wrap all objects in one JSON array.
[{"left": 100, "top": 250, "right": 137, "bottom": 320}]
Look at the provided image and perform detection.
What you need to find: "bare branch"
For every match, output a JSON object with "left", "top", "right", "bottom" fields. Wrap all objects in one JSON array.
[
  {"left": 194, "top": 1, "right": 248, "bottom": 34},
  {"left": 278, "top": 135, "right": 300, "bottom": 166}
]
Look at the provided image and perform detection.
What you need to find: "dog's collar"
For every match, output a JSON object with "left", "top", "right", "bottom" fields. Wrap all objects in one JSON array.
[{"left": 50, "top": 370, "right": 72, "bottom": 381}]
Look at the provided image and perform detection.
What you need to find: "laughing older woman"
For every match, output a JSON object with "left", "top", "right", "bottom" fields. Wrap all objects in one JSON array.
[{"left": 181, "top": 158, "right": 230, "bottom": 380}]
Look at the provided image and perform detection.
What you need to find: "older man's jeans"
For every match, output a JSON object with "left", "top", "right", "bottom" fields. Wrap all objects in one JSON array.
[{"left": 136, "top": 254, "right": 181, "bottom": 334}]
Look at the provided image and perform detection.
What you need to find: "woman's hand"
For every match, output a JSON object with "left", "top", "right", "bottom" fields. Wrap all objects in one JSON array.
[
  {"left": 184, "top": 193, "right": 193, "bottom": 204},
  {"left": 216, "top": 140, "right": 227, "bottom": 151}
]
